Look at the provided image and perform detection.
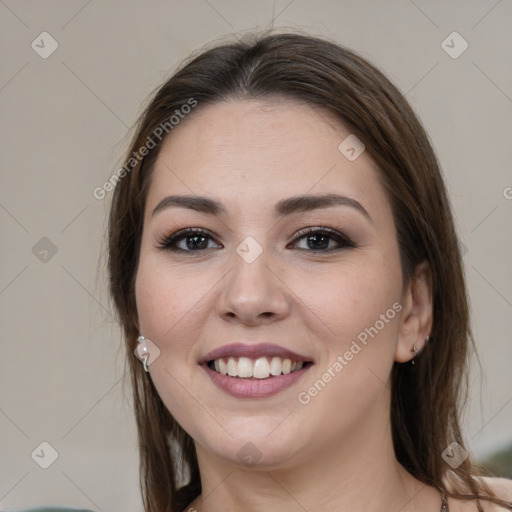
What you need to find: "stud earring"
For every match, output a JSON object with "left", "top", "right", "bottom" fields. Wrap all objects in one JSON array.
[
  {"left": 411, "top": 336, "right": 429, "bottom": 365},
  {"left": 136, "top": 335, "right": 150, "bottom": 373},
  {"left": 411, "top": 344, "right": 418, "bottom": 365}
]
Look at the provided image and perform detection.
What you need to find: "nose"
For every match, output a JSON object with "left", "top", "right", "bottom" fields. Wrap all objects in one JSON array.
[{"left": 216, "top": 249, "right": 290, "bottom": 326}]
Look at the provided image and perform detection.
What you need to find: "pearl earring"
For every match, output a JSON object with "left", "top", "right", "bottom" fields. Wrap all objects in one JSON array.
[{"left": 136, "top": 335, "right": 150, "bottom": 372}]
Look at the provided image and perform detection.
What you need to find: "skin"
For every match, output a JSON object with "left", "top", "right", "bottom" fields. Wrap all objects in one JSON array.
[{"left": 135, "top": 98, "right": 440, "bottom": 511}]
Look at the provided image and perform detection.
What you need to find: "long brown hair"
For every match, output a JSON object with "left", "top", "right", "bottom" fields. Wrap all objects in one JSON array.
[{"left": 107, "top": 30, "right": 510, "bottom": 512}]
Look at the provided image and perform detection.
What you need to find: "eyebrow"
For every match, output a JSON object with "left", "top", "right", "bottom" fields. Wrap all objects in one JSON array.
[{"left": 151, "top": 193, "right": 373, "bottom": 225}]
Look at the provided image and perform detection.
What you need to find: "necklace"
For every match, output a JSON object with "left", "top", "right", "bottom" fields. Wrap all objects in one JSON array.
[{"left": 440, "top": 490, "right": 449, "bottom": 511}]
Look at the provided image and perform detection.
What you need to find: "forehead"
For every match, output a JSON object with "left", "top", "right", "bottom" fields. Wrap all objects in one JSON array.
[{"left": 146, "top": 98, "right": 387, "bottom": 218}]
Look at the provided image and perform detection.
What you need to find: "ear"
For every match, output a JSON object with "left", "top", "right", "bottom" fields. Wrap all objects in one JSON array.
[{"left": 395, "top": 260, "right": 433, "bottom": 363}]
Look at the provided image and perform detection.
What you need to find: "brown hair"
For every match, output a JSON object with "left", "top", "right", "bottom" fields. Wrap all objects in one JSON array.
[{"left": 107, "top": 30, "right": 510, "bottom": 512}]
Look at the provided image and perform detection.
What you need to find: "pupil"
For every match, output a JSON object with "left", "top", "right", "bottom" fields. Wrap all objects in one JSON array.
[
  {"left": 188, "top": 235, "right": 207, "bottom": 250},
  {"left": 308, "top": 234, "right": 328, "bottom": 250}
]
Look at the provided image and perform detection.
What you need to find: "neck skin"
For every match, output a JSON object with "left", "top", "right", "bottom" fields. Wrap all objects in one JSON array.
[{"left": 185, "top": 388, "right": 442, "bottom": 512}]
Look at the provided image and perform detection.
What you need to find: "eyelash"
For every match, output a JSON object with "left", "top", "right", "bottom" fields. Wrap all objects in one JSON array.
[{"left": 155, "top": 226, "right": 357, "bottom": 254}]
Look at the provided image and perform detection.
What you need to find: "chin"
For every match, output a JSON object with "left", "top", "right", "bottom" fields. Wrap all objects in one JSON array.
[{"left": 196, "top": 424, "right": 312, "bottom": 471}]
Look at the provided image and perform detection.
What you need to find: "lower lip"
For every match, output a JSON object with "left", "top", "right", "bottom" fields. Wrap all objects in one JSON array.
[{"left": 201, "top": 363, "right": 312, "bottom": 399}]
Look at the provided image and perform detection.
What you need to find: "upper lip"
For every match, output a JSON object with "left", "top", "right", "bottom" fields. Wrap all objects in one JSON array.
[{"left": 198, "top": 343, "right": 313, "bottom": 364}]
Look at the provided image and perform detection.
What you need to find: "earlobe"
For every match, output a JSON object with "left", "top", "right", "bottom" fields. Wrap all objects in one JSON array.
[{"left": 395, "top": 261, "right": 433, "bottom": 363}]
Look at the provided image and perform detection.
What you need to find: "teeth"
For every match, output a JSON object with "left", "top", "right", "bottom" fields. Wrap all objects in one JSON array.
[
  {"left": 238, "top": 357, "right": 253, "bottom": 378},
  {"left": 210, "top": 356, "right": 305, "bottom": 378},
  {"left": 253, "top": 357, "right": 270, "bottom": 379},
  {"left": 218, "top": 358, "right": 228, "bottom": 375},
  {"left": 270, "top": 357, "right": 282, "bottom": 376},
  {"left": 227, "top": 357, "right": 238, "bottom": 377}
]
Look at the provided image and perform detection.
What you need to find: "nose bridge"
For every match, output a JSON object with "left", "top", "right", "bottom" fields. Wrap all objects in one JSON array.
[
  {"left": 217, "top": 235, "right": 289, "bottom": 323},
  {"left": 229, "top": 238, "right": 277, "bottom": 299}
]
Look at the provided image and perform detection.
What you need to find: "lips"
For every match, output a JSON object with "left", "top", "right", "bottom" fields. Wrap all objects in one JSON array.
[
  {"left": 198, "top": 342, "right": 314, "bottom": 398},
  {"left": 198, "top": 342, "right": 313, "bottom": 364}
]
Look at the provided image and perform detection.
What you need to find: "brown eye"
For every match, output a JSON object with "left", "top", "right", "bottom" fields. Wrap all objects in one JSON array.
[
  {"left": 290, "top": 227, "right": 356, "bottom": 252},
  {"left": 156, "top": 228, "right": 221, "bottom": 252}
]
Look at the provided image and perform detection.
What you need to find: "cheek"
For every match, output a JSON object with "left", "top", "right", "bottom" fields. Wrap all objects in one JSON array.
[
  {"left": 289, "top": 255, "right": 402, "bottom": 349},
  {"left": 135, "top": 255, "right": 211, "bottom": 348},
  {"left": 290, "top": 263, "right": 402, "bottom": 433},
  {"left": 134, "top": 259, "right": 210, "bottom": 436},
  {"left": 135, "top": 267, "right": 178, "bottom": 342}
]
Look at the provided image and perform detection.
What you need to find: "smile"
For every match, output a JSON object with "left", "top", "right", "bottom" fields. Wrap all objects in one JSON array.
[
  {"left": 201, "top": 358, "right": 314, "bottom": 399},
  {"left": 207, "top": 356, "right": 309, "bottom": 379}
]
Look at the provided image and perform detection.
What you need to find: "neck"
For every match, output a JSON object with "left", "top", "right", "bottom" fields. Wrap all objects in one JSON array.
[{"left": 188, "top": 390, "right": 439, "bottom": 512}]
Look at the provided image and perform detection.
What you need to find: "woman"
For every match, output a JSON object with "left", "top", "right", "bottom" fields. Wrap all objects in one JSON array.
[{"left": 106, "top": 31, "right": 512, "bottom": 512}]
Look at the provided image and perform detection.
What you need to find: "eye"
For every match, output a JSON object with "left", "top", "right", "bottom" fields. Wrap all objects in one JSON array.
[
  {"left": 156, "top": 228, "right": 221, "bottom": 253},
  {"left": 156, "top": 226, "right": 356, "bottom": 254},
  {"left": 289, "top": 227, "right": 356, "bottom": 252}
]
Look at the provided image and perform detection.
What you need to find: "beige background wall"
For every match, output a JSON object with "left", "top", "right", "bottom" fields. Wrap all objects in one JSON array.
[{"left": 1, "top": 1, "right": 511, "bottom": 511}]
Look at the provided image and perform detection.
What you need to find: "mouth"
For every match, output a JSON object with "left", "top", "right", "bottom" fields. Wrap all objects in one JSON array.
[
  {"left": 206, "top": 356, "right": 314, "bottom": 379},
  {"left": 199, "top": 343, "right": 314, "bottom": 399}
]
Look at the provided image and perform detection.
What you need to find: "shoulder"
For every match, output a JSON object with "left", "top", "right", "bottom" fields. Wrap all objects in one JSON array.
[
  {"left": 479, "top": 476, "right": 512, "bottom": 508},
  {"left": 448, "top": 476, "right": 512, "bottom": 512}
]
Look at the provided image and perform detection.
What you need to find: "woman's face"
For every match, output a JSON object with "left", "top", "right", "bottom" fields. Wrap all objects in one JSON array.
[{"left": 135, "top": 98, "right": 407, "bottom": 468}]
